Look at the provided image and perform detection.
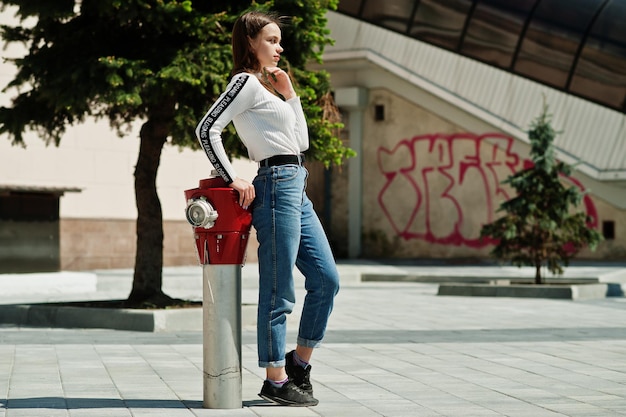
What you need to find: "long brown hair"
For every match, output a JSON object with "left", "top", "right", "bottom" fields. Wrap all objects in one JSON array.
[{"left": 231, "top": 11, "right": 281, "bottom": 76}]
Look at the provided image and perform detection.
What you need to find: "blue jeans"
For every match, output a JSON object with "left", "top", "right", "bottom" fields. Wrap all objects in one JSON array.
[{"left": 252, "top": 164, "right": 340, "bottom": 368}]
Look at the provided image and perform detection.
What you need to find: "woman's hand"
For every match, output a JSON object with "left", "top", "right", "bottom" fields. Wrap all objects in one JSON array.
[
  {"left": 229, "top": 177, "right": 255, "bottom": 210},
  {"left": 263, "top": 66, "right": 296, "bottom": 100}
]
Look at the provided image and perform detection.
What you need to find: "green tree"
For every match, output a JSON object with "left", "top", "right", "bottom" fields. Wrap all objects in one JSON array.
[
  {"left": 0, "top": 0, "right": 351, "bottom": 306},
  {"left": 480, "top": 104, "right": 602, "bottom": 284}
]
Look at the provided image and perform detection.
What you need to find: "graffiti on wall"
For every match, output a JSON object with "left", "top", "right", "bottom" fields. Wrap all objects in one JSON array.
[{"left": 377, "top": 133, "right": 597, "bottom": 248}]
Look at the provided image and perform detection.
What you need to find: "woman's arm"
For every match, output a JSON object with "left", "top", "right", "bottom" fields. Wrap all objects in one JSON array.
[
  {"left": 195, "top": 73, "right": 254, "bottom": 184},
  {"left": 195, "top": 73, "right": 256, "bottom": 208}
]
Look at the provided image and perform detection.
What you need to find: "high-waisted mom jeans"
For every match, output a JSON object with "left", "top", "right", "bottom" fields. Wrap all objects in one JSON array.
[{"left": 252, "top": 164, "right": 340, "bottom": 368}]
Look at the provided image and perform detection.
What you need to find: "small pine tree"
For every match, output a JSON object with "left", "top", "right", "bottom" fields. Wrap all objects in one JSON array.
[{"left": 480, "top": 103, "right": 602, "bottom": 284}]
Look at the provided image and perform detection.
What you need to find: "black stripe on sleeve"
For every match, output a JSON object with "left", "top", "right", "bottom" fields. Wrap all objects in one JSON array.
[{"left": 197, "top": 74, "right": 250, "bottom": 184}]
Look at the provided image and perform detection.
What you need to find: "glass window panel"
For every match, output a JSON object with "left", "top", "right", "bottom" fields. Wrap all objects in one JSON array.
[
  {"left": 409, "top": 0, "right": 473, "bottom": 50},
  {"left": 461, "top": 0, "right": 538, "bottom": 68},
  {"left": 336, "top": 0, "right": 365, "bottom": 17},
  {"left": 514, "top": 0, "right": 604, "bottom": 89},
  {"left": 570, "top": 0, "right": 626, "bottom": 110},
  {"left": 360, "top": 0, "right": 415, "bottom": 33}
]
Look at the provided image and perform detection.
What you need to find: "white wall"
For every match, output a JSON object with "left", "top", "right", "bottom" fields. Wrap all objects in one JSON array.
[{"left": 0, "top": 118, "right": 257, "bottom": 221}]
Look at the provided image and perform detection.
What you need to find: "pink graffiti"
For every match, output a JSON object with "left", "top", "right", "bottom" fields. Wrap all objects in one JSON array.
[{"left": 377, "top": 133, "right": 598, "bottom": 248}]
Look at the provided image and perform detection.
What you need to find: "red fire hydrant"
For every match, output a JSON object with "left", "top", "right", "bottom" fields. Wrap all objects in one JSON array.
[
  {"left": 184, "top": 175, "right": 252, "bottom": 265},
  {"left": 184, "top": 174, "right": 252, "bottom": 409}
]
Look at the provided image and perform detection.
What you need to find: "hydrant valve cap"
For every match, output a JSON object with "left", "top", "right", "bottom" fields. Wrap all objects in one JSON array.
[{"left": 185, "top": 198, "right": 219, "bottom": 229}]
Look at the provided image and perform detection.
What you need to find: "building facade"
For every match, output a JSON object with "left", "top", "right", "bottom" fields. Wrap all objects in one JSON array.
[
  {"left": 310, "top": 7, "right": 626, "bottom": 261},
  {"left": 1, "top": 3, "right": 625, "bottom": 272}
]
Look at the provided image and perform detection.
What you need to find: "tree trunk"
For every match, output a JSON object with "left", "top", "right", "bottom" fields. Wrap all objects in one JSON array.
[
  {"left": 535, "top": 263, "right": 542, "bottom": 285},
  {"left": 126, "top": 101, "right": 177, "bottom": 307}
]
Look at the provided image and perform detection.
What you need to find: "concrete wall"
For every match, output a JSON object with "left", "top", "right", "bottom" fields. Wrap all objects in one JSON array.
[
  {"left": 60, "top": 218, "right": 259, "bottom": 270},
  {"left": 0, "top": 116, "right": 260, "bottom": 271},
  {"left": 324, "top": 88, "right": 625, "bottom": 260}
]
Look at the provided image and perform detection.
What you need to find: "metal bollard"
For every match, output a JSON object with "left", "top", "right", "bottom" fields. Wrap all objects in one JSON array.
[
  {"left": 184, "top": 173, "right": 252, "bottom": 409},
  {"left": 202, "top": 264, "right": 242, "bottom": 408}
]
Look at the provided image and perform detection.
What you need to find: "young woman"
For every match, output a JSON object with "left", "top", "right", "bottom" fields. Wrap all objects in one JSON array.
[{"left": 195, "top": 11, "right": 340, "bottom": 407}]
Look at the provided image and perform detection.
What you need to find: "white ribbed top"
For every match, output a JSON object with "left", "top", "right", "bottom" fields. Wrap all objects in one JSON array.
[{"left": 195, "top": 72, "right": 308, "bottom": 183}]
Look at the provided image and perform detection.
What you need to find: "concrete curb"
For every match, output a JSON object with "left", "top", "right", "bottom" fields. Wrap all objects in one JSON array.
[
  {"left": 0, "top": 303, "right": 257, "bottom": 332},
  {"left": 437, "top": 282, "right": 611, "bottom": 300},
  {"left": 363, "top": 274, "right": 509, "bottom": 284}
]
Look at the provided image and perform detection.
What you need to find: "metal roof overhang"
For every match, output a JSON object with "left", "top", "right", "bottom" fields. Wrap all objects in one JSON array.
[
  {"left": 0, "top": 185, "right": 82, "bottom": 197},
  {"left": 320, "top": 12, "right": 626, "bottom": 185}
]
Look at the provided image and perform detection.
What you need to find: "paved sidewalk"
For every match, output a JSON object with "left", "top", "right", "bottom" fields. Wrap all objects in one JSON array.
[{"left": 1, "top": 262, "right": 626, "bottom": 416}]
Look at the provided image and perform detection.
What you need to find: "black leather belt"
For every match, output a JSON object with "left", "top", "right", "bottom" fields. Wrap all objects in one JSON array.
[{"left": 259, "top": 154, "right": 305, "bottom": 167}]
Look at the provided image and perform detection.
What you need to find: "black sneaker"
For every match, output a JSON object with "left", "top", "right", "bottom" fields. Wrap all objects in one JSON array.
[
  {"left": 258, "top": 380, "right": 319, "bottom": 407},
  {"left": 285, "top": 350, "right": 314, "bottom": 395}
]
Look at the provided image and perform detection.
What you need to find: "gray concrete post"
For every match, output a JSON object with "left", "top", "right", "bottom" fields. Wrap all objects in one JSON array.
[{"left": 202, "top": 264, "right": 242, "bottom": 409}]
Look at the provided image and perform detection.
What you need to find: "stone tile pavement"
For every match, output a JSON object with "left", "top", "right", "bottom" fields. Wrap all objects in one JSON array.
[{"left": 1, "top": 261, "right": 626, "bottom": 416}]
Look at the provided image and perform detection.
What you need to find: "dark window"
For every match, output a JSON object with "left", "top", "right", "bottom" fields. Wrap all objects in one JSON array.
[
  {"left": 569, "top": 0, "right": 626, "bottom": 111},
  {"left": 0, "top": 191, "right": 60, "bottom": 272},
  {"left": 0, "top": 193, "right": 59, "bottom": 222},
  {"left": 461, "top": 0, "right": 538, "bottom": 68},
  {"left": 337, "top": 0, "right": 364, "bottom": 17},
  {"left": 602, "top": 220, "right": 615, "bottom": 240},
  {"left": 514, "top": 0, "right": 605, "bottom": 89},
  {"left": 374, "top": 104, "right": 386, "bottom": 121},
  {"left": 361, "top": 0, "right": 415, "bottom": 33},
  {"left": 409, "top": 0, "right": 474, "bottom": 50}
]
